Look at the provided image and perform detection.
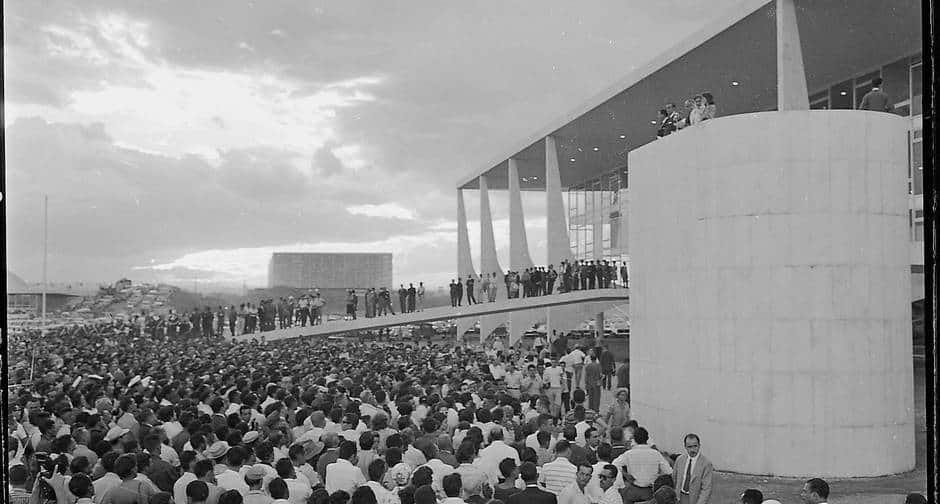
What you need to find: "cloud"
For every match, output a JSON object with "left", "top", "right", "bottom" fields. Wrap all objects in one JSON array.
[{"left": 346, "top": 203, "right": 417, "bottom": 220}]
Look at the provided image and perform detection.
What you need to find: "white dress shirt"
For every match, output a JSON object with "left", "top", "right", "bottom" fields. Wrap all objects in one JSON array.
[
  {"left": 477, "top": 440, "right": 521, "bottom": 484},
  {"left": 172, "top": 471, "right": 196, "bottom": 504},
  {"left": 364, "top": 480, "right": 401, "bottom": 504},
  {"left": 325, "top": 458, "right": 367, "bottom": 494},
  {"left": 285, "top": 477, "right": 312, "bottom": 504},
  {"left": 558, "top": 481, "right": 592, "bottom": 504},
  {"left": 611, "top": 445, "right": 673, "bottom": 488},
  {"left": 417, "top": 458, "right": 457, "bottom": 493},
  {"left": 599, "top": 485, "right": 624, "bottom": 504}
]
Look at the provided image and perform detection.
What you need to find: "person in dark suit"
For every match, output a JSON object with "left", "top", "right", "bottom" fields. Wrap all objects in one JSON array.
[
  {"left": 466, "top": 276, "right": 477, "bottom": 305},
  {"left": 507, "top": 462, "right": 556, "bottom": 504},
  {"left": 456, "top": 278, "right": 464, "bottom": 306},
  {"left": 449, "top": 280, "right": 458, "bottom": 307},
  {"left": 673, "top": 434, "right": 713, "bottom": 504}
]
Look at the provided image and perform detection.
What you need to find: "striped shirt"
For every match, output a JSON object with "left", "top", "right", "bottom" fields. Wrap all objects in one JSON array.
[
  {"left": 538, "top": 456, "right": 577, "bottom": 495},
  {"left": 564, "top": 408, "right": 598, "bottom": 427}
]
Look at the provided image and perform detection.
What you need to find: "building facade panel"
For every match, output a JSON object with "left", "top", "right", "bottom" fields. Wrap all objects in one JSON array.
[{"left": 268, "top": 253, "right": 393, "bottom": 289}]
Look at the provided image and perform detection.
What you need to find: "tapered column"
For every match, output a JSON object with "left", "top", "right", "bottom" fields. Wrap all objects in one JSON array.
[
  {"left": 479, "top": 176, "right": 504, "bottom": 292},
  {"left": 480, "top": 313, "right": 507, "bottom": 344},
  {"left": 508, "top": 309, "right": 542, "bottom": 348},
  {"left": 545, "top": 135, "right": 572, "bottom": 266},
  {"left": 457, "top": 189, "right": 478, "bottom": 281},
  {"left": 776, "top": 0, "right": 809, "bottom": 110},
  {"left": 509, "top": 159, "right": 535, "bottom": 270},
  {"left": 454, "top": 317, "right": 476, "bottom": 342}
]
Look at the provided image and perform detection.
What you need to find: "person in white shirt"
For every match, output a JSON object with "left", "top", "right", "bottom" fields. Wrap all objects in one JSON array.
[
  {"left": 172, "top": 451, "right": 199, "bottom": 504},
  {"left": 560, "top": 347, "right": 585, "bottom": 390},
  {"left": 274, "top": 459, "right": 311, "bottom": 504},
  {"left": 325, "top": 441, "right": 366, "bottom": 494},
  {"left": 243, "top": 465, "right": 274, "bottom": 504},
  {"left": 477, "top": 428, "right": 520, "bottom": 484},
  {"left": 538, "top": 440, "right": 577, "bottom": 495},
  {"left": 597, "top": 464, "right": 624, "bottom": 504},
  {"left": 612, "top": 428, "right": 671, "bottom": 503},
  {"left": 440, "top": 473, "right": 467, "bottom": 504},
  {"left": 799, "top": 478, "right": 830, "bottom": 504},
  {"left": 504, "top": 363, "right": 523, "bottom": 399},
  {"left": 213, "top": 445, "right": 249, "bottom": 497},
  {"left": 268, "top": 478, "right": 292, "bottom": 504},
  {"left": 363, "top": 459, "right": 400, "bottom": 504},
  {"left": 542, "top": 358, "right": 565, "bottom": 417},
  {"left": 558, "top": 463, "right": 593, "bottom": 504},
  {"left": 415, "top": 442, "right": 456, "bottom": 494}
]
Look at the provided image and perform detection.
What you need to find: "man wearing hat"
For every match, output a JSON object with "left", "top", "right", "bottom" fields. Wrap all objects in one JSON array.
[{"left": 243, "top": 465, "right": 272, "bottom": 504}]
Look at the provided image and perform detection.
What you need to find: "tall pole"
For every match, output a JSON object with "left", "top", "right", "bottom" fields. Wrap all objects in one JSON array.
[{"left": 33, "top": 195, "right": 48, "bottom": 383}]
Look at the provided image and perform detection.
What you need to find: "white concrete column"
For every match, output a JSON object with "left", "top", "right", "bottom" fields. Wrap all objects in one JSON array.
[
  {"left": 508, "top": 309, "right": 542, "bottom": 348},
  {"left": 509, "top": 159, "right": 535, "bottom": 270},
  {"left": 776, "top": 0, "right": 809, "bottom": 110},
  {"left": 480, "top": 313, "right": 507, "bottom": 344},
  {"left": 629, "top": 111, "right": 913, "bottom": 477},
  {"left": 545, "top": 135, "right": 572, "bottom": 266},
  {"left": 454, "top": 317, "right": 476, "bottom": 342},
  {"left": 457, "top": 189, "right": 478, "bottom": 281},
  {"left": 479, "top": 176, "right": 504, "bottom": 288}
]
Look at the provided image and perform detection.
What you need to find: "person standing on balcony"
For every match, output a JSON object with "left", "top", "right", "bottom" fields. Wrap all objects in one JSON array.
[
  {"left": 702, "top": 92, "right": 717, "bottom": 121},
  {"left": 858, "top": 77, "right": 892, "bottom": 112},
  {"left": 466, "top": 276, "right": 477, "bottom": 305},
  {"left": 408, "top": 283, "right": 417, "bottom": 313},
  {"left": 417, "top": 282, "right": 425, "bottom": 311},
  {"left": 456, "top": 278, "right": 464, "bottom": 306},
  {"left": 489, "top": 274, "right": 498, "bottom": 302},
  {"left": 449, "top": 280, "right": 458, "bottom": 308}
]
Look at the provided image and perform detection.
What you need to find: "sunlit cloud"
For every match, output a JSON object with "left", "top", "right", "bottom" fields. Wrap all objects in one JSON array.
[{"left": 346, "top": 203, "right": 417, "bottom": 220}]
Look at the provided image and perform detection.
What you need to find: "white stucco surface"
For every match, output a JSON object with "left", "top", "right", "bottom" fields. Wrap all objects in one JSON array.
[{"left": 628, "top": 110, "right": 914, "bottom": 477}]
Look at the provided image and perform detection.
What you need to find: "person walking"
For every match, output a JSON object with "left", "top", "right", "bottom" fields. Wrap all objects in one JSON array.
[
  {"left": 584, "top": 352, "right": 603, "bottom": 412},
  {"left": 599, "top": 346, "right": 616, "bottom": 391}
]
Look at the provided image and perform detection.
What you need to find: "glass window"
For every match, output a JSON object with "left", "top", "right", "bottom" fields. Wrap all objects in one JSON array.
[
  {"left": 830, "top": 79, "right": 854, "bottom": 109},
  {"left": 915, "top": 221, "right": 923, "bottom": 241},
  {"left": 913, "top": 141, "right": 923, "bottom": 195},
  {"left": 895, "top": 104, "right": 911, "bottom": 117},
  {"left": 911, "top": 64, "right": 922, "bottom": 116},
  {"left": 883, "top": 57, "right": 911, "bottom": 104}
]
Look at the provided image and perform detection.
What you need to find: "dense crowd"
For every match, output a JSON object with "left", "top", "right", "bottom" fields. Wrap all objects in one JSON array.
[
  {"left": 9, "top": 316, "right": 888, "bottom": 504},
  {"left": 450, "top": 261, "right": 628, "bottom": 307}
]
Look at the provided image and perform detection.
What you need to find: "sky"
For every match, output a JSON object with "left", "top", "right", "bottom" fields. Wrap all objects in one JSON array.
[{"left": 4, "top": 0, "right": 743, "bottom": 291}]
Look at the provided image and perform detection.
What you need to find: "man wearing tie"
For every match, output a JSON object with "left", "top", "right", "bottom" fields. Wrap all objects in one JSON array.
[{"left": 673, "top": 434, "right": 713, "bottom": 504}]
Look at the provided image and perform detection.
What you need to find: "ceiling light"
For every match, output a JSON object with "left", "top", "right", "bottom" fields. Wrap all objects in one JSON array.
[
  {"left": 840, "top": 91, "right": 848, "bottom": 96},
  {"left": 731, "top": 81, "right": 739, "bottom": 86},
  {"left": 650, "top": 120, "right": 657, "bottom": 124},
  {"left": 592, "top": 147, "right": 599, "bottom": 151},
  {"left": 577, "top": 147, "right": 583, "bottom": 152},
  {"left": 532, "top": 176, "right": 539, "bottom": 180},
  {"left": 619, "top": 135, "right": 626, "bottom": 139},
  {"left": 570, "top": 158, "right": 576, "bottom": 162}
]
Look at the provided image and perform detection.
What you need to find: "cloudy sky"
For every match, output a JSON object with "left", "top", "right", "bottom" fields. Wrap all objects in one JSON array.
[{"left": 5, "top": 0, "right": 741, "bottom": 290}]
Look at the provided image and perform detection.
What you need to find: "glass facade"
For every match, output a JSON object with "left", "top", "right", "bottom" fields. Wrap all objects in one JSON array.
[
  {"left": 567, "top": 167, "right": 629, "bottom": 263},
  {"left": 566, "top": 52, "right": 925, "bottom": 264}
]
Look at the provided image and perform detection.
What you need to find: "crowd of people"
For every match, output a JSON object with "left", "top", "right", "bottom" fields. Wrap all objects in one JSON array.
[
  {"left": 10, "top": 313, "right": 900, "bottom": 504},
  {"left": 655, "top": 93, "right": 717, "bottom": 138},
  {"left": 449, "top": 261, "right": 629, "bottom": 307}
]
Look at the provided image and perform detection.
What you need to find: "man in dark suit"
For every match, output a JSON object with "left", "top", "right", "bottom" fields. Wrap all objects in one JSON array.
[
  {"left": 455, "top": 278, "right": 464, "bottom": 306},
  {"left": 673, "top": 433, "right": 713, "bottom": 504},
  {"left": 449, "top": 280, "right": 458, "bottom": 307},
  {"left": 507, "top": 462, "right": 557, "bottom": 504}
]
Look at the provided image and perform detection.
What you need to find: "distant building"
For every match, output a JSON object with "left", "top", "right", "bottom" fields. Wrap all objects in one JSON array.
[
  {"left": 267, "top": 252, "right": 393, "bottom": 289},
  {"left": 6, "top": 271, "right": 83, "bottom": 313}
]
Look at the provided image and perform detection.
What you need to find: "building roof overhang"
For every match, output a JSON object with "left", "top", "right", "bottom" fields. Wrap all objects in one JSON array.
[{"left": 456, "top": 0, "right": 922, "bottom": 191}]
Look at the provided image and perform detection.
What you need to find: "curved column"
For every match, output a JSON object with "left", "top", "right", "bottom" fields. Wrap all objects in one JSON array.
[
  {"left": 454, "top": 317, "right": 476, "bottom": 342},
  {"left": 457, "top": 189, "right": 479, "bottom": 281},
  {"left": 479, "top": 175, "right": 504, "bottom": 298},
  {"left": 509, "top": 159, "right": 535, "bottom": 270},
  {"left": 508, "top": 309, "right": 543, "bottom": 348},
  {"left": 545, "top": 135, "right": 572, "bottom": 266},
  {"left": 629, "top": 111, "right": 913, "bottom": 477},
  {"left": 776, "top": 0, "right": 809, "bottom": 110}
]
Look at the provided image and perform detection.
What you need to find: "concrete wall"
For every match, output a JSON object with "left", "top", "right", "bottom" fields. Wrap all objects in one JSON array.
[{"left": 628, "top": 110, "right": 913, "bottom": 477}]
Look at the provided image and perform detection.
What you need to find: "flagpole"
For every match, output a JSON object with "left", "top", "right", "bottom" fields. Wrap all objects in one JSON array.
[{"left": 32, "top": 195, "right": 48, "bottom": 383}]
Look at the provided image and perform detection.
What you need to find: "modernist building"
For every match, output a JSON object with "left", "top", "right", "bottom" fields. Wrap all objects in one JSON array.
[
  {"left": 267, "top": 252, "right": 393, "bottom": 289},
  {"left": 455, "top": 0, "right": 922, "bottom": 478}
]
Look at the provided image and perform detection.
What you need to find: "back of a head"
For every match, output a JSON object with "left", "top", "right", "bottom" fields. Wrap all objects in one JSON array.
[
  {"left": 339, "top": 440, "right": 358, "bottom": 460},
  {"left": 740, "top": 488, "right": 763, "bottom": 504},
  {"left": 805, "top": 478, "right": 830, "bottom": 500},
  {"left": 653, "top": 486, "right": 677, "bottom": 504},
  {"left": 442, "top": 473, "right": 462, "bottom": 498},
  {"left": 413, "top": 485, "right": 437, "bottom": 504},
  {"left": 905, "top": 493, "right": 928, "bottom": 504},
  {"left": 633, "top": 427, "right": 650, "bottom": 445},
  {"left": 519, "top": 461, "right": 539, "bottom": 483},
  {"left": 68, "top": 473, "right": 93, "bottom": 499},
  {"left": 329, "top": 490, "right": 350, "bottom": 504},
  {"left": 350, "top": 486, "right": 377, "bottom": 504},
  {"left": 498, "top": 458, "right": 517, "bottom": 480},
  {"left": 218, "top": 489, "right": 243, "bottom": 504},
  {"left": 186, "top": 480, "right": 210, "bottom": 503},
  {"left": 555, "top": 439, "right": 570, "bottom": 455},
  {"left": 275, "top": 458, "right": 293, "bottom": 478},
  {"left": 268, "top": 478, "right": 289, "bottom": 500},
  {"left": 411, "top": 466, "right": 434, "bottom": 487}
]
